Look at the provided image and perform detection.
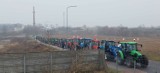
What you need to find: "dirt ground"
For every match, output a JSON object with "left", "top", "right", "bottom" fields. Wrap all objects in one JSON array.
[
  {"left": 0, "top": 45, "right": 4, "bottom": 49},
  {"left": 0, "top": 37, "right": 58, "bottom": 53}
]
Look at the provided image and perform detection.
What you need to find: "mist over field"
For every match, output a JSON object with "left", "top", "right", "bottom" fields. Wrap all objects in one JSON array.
[{"left": 0, "top": 24, "right": 160, "bottom": 38}]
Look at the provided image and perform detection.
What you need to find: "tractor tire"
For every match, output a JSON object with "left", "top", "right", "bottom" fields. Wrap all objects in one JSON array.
[
  {"left": 139, "top": 55, "right": 149, "bottom": 68},
  {"left": 117, "top": 52, "right": 124, "bottom": 65},
  {"left": 125, "top": 56, "right": 134, "bottom": 68},
  {"left": 106, "top": 53, "right": 113, "bottom": 61}
]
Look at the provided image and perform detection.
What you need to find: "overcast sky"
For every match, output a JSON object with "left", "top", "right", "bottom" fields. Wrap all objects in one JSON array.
[{"left": 0, "top": 0, "right": 160, "bottom": 27}]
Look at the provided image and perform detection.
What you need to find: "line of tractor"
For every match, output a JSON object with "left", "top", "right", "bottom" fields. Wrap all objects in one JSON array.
[{"left": 35, "top": 36, "right": 149, "bottom": 68}]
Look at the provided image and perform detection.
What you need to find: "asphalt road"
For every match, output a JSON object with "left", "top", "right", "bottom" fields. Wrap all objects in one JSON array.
[{"left": 107, "top": 60, "right": 160, "bottom": 73}]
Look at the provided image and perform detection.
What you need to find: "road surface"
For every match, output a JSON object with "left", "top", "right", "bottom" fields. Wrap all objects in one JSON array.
[{"left": 107, "top": 60, "right": 160, "bottom": 73}]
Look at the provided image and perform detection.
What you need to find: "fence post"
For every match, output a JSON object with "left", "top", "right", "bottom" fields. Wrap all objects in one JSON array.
[
  {"left": 50, "top": 52, "right": 53, "bottom": 73},
  {"left": 75, "top": 45, "right": 77, "bottom": 51},
  {"left": 133, "top": 60, "right": 136, "bottom": 73},
  {"left": 116, "top": 57, "right": 118, "bottom": 73},
  {"left": 23, "top": 54, "right": 26, "bottom": 73},
  {"left": 98, "top": 49, "right": 104, "bottom": 70},
  {"left": 98, "top": 49, "right": 100, "bottom": 70},
  {"left": 102, "top": 49, "right": 106, "bottom": 69},
  {"left": 75, "top": 51, "right": 78, "bottom": 67},
  {"left": 155, "top": 62, "right": 158, "bottom": 73},
  {"left": 3, "top": 55, "right": 5, "bottom": 73}
]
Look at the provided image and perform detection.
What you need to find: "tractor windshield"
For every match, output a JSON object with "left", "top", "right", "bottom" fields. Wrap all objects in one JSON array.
[
  {"left": 108, "top": 42, "right": 115, "bottom": 46},
  {"left": 128, "top": 44, "right": 137, "bottom": 51}
]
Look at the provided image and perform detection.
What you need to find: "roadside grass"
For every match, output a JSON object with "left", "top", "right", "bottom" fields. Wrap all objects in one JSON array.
[
  {"left": 106, "top": 67, "right": 122, "bottom": 73},
  {"left": 42, "top": 53, "right": 119, "bottom": 73},
  {"left": 0, "top": 37, "right": 58, "bottom": 53},
  {"left": 138, "top": 37, "right": 160, "bottom": 61}
]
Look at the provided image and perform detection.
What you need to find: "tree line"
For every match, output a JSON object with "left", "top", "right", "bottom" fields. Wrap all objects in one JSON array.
[{"left": 0, "top": 24, "right": 160, "bottom": 37}]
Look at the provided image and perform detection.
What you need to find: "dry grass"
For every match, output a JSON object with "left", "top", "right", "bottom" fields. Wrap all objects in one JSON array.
[
  {"left": 0, "top": 37, "right": 58, "bottom": 53},
  {"left": 66, "top": 51, "right": 118, "bottom": 73},
  {"left": 138, "top": 37, "right": 160, "bottom": 61},
  {"left": 67, "top": 57, "right": 98, "bottom": 73},
  {"left": 67, "top": 62, "right": 117, "bottom": 73}
]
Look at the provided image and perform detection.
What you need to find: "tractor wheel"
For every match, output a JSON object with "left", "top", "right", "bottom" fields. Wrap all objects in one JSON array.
[
  {"left": 116, "top": 53, "right": 124, "bottom": 65},
  {"left": 140, "top": 55, "right": 149, "bottom": 68},
  {"left": 125, "top": 56, "right": 134, "bottom": 68},
  {"left": 106, "top": 53, "right": 113, "bottom": 61}
]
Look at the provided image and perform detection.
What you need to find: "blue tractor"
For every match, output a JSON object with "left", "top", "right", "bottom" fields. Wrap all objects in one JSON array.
[
  {"left": 80, "top": 38, "right": 92, "bottom": 49},
  {"left": 101, "top": 40, "right": 122, "bottom": 61}
]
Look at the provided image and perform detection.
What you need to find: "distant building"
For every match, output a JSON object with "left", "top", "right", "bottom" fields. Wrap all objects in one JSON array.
[{"left": 0, "top": 24, "right": 24, "bottom": 33}]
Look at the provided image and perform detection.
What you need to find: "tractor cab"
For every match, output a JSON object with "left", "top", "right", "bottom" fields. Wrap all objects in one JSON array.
[
  {"left": 91, "top": 40, "right": 99, "bottom": 49},
  {"left": 120, "top": 42, "right": 144, "bottom": 59},
  {"left": 102, "top": 40, "right": 121, "bottom": 61},
  {"left": 104, "top": 41, "right": 116, "bottom": 52},
  {"left": 120, "top": 42, "right": 142, "bottom": 53},
  {"left": 82, "top": 38, "right": 92, "bottom": 48},
  {"left": 120, "top": 42, "right": 138, "bottom": 56}
]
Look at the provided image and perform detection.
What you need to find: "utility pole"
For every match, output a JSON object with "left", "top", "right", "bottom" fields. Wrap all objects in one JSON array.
[
  {"left": 33, "top": 6, "right": 36, "bottom": 26},
  {"left": 63, "top": 12, "right": 65, "bottom": 27},
  {"left": 66, "top": 6, "right": 77, "bottom": 35},
  {"left": 33, "top": 6, "right": 36, "bottom": 38}
]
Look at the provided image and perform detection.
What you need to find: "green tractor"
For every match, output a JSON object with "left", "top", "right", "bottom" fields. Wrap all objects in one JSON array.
[{"left": 116, "top": 42, "right": 148, "bottom": 68}]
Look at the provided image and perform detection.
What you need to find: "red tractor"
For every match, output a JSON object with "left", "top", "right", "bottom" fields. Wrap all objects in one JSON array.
[{"left": 91, "top": 39, "right": 100, "bottom": 49}]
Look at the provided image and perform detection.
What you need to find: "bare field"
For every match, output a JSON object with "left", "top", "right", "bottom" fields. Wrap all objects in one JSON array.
[
  {"left": 0, "top": 37, "right": 58, "bottom": 53},
  {"left": 0, "top": 45, "right": 4, "bottom": 49},
  {"left": 138, "top": 37, "right": 160, "bottom": 61}
]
